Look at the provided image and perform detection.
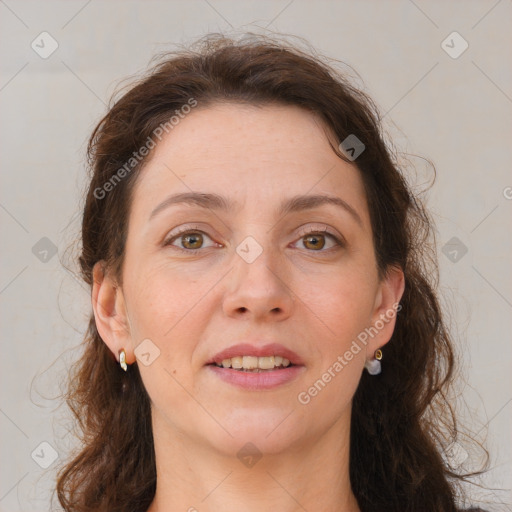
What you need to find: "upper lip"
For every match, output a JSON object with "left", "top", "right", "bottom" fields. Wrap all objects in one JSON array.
[{"left": 206, "top": 343, "right": 304, "bottom": 366}]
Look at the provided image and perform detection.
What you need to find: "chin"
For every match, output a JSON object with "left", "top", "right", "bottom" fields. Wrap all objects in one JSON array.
[{"left": 202, "top": 410, "right": 306, "bottom": 456}]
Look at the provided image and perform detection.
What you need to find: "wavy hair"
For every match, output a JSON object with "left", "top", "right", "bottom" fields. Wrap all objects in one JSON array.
[{"left": 56, "top": 33, "right": 484, "bottom": 512}]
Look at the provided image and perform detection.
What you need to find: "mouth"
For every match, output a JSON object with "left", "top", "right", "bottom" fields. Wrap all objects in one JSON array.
[
  {"left": 205, "top": 343, "right": 305, "bottom": 390},
  {"left": 206, "top": 342, "right": 304, "bottom": 369},
  {"left": 208, "top": 355, "right": 296, "bottom": 372}
]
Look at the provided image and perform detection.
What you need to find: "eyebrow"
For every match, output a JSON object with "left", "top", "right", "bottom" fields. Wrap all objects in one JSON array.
[{"left": 149, "top": 192, "right": 363, "bottom": 226}]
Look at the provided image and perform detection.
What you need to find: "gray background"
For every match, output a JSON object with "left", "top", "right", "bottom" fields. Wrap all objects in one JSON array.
[{"left": 0, "top": 1, "right": 511, "bottom": 510}]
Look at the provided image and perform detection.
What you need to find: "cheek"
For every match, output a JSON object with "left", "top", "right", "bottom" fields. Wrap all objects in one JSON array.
[
  {"left": 301, "top": 265, "right": 377, "bottom": 348},
  {"left": 125, "top": 265, "right": 222, "bottom": 389},
  {"left": 294, "top": 272, "right": 374, "bottom": 417},
  {"left": 126, "top": 269, "right": 209, "bottom": 406},
  {"left": 126, "top": 262, "right": 207, "bottom": 337}
]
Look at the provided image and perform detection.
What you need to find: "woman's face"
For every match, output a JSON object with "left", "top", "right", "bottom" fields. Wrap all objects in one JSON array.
[{"left": 96, "top": 103, "right": 403, "bottom": 455}]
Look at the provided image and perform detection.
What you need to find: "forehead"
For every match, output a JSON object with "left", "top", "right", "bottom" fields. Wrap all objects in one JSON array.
[
  {"left": 149, "top": 102, "right": 336, "bottom": 165},
  {"left": 130, "top": 103, "right": 369, "bottom": 225}
]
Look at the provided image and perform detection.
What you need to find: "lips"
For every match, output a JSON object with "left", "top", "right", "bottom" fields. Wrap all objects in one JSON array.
[{"left": 205, "top": 343, "right": 304, "bottom": 367}]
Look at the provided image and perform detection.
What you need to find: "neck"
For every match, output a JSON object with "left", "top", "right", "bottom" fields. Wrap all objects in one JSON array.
[{"left": 146, "top": 411, "right": 360, "bottom": 512}]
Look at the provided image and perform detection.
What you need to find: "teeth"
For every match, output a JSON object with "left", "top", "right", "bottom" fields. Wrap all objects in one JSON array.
[
  {"left": 243, "top": 355, "right": 258, "bottom": 369},
  {"left": 214, "top": 355, "right": 292, "bottom": 370},
  {"left": 258, "top": 356, "right": 275, "bottom": 369},
  {"left": 231, "top": 356, "right": 243, "bottom": 369}
]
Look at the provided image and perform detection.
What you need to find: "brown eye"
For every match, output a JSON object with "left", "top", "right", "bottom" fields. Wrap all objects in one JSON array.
[
  {"left": 180, "top": 232, "right": 204, "bottom": 250},
  {"left": 293, "top": 228, "right": 344, "bottom": 252},
  {"left": 165, "top": 229, "right": 217, "bottom": 252},
  {"left": 303, "top": 233, "right": 326, "bottom": 250}
]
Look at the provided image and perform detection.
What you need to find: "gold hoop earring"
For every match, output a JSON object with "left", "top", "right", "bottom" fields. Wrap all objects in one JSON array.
[
  {"left": 375, "top": 349, "right": 383, "bottom": 361},
  {"left": 119, "top": 349, "right": 128, "bottom": 372}
]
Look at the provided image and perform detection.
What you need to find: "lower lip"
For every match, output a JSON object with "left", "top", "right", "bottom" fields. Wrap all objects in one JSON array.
[{"left": 206, "top": 365, "right": 305, "bottom": 390}]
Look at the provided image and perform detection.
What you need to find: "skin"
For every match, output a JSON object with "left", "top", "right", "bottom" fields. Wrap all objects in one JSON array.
[{"left": 92, "top": 103, "right": 405, "bottom": 512}]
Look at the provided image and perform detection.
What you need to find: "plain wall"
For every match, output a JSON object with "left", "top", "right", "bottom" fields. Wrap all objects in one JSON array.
[{"left": 1, "top": 1, "right": 511, "bottom": 510}]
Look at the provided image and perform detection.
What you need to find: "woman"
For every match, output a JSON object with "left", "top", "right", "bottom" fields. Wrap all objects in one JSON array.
[{"left": 56, "top": 33, "right": 488, "bottom": 511}]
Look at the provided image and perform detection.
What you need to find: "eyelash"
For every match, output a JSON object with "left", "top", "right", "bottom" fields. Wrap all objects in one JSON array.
[{"left": 164, "top": 225, "right": 345, "bottom": 254}]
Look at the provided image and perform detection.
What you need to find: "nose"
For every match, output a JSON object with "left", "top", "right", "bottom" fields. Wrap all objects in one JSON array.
[{"left": 222, "top": 245, "right": 294, "bottom": 322}]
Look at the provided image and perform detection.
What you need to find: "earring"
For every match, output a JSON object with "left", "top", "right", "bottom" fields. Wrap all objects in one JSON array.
[
  {"left": 364, "top": 349, "right": 382, "bottom": 376},
  {"left": 119, "top": 349, "right": 128, "bottom": 372}
]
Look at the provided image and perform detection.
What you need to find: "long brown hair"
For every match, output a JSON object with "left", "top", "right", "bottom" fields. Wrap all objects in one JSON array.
[{"left": 56, "top": 33, "right": 485, "bottom": 512}]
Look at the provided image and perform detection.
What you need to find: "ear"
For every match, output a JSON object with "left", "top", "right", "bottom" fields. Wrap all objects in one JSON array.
[
  {"left": 366, "top": 265, "right": 405, "bottom": 355},
  {"left": 92, "top": 261, "right": 135, "bottom": 365}
]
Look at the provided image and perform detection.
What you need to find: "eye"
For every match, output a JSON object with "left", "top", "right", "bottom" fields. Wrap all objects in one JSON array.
[
  {"left": 292, "top": 227, "right": 344, "bottom": 252},
  {"left": 163, "top": 225, "right": 344, "bottom": 253},
  {"left": 164, "top": 228, "right": 218, "bottom": 252}
]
